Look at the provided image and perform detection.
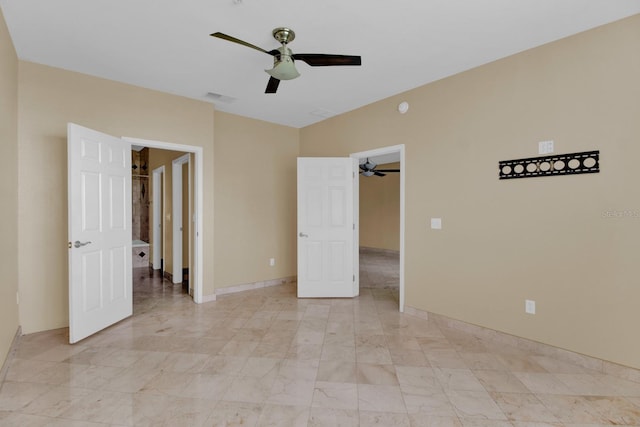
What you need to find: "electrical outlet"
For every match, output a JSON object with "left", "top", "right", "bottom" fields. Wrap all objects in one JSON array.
[
  {"left": 269, "top": 258, "right": 275, "bottom": 267},
  {"left": 538, "top": 140, "right": 554, "bottom": 155},
  {"left": 525, "top": 299, "right": 536, "bottom": 314}
]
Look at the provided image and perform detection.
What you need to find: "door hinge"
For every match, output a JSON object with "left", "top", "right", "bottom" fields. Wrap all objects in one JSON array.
[
  {"left": 353, "top": 223, "right": 355, "bottom": 230},
  {"left": 353, "top": 274, "right": 355, "bottom": 282}
]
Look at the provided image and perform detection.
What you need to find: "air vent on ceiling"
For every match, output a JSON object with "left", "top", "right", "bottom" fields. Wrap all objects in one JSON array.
[
  {"left": 205, "top": 92, "right": 237, "bottom": 104},
  {"left": 309, "top": 108, "right": 336, "bottom": 118}
]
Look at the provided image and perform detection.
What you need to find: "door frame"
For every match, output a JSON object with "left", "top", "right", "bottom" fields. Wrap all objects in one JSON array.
[
  {"left": 124, "top": 137, "right": 204, "bottom": 304},
  {"left": 152, "top": 165, "right": 165, "bottom": 272},
  {"left": 350, "top": 144, "right": 405, "bottom": 312},
  {"left": 172, "top": 153, "right": 190, "bottom": 284}
]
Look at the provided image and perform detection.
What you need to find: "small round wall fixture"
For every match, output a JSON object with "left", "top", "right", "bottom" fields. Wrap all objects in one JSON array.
[{"left": 398, "top": 101, "right": 409, "bottom": 114}]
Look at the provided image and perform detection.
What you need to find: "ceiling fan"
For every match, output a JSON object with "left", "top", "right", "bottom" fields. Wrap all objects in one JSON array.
[
  {"left": 211, "top": 27, "right": 361, "bottom": 94},
  {"left": 359, "top": 159, "right": 400, "bottom": 177}
]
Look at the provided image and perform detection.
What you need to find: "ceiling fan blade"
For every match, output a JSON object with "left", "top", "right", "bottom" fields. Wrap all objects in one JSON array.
[
  {"left": 373, "top": 171, "right": 386, "bottom": 177},
  {"left": 265, "top": 77, "right": 280, "bottom": 93},
  {"left": 210, "top": 32, "right": 277, "bottom": 56},
  {"left": 292, "top": 53, "right": 361, "bottom": 66},
  {"left": 375, "top": 169, "right": 400, "bottom": 173},
  {"left": 359, "top": 163, "right": 367, "bottom": 171}
]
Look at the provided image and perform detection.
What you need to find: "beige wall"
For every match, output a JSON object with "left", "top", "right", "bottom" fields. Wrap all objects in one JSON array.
[
  {"left": 359, "top": 162, "right": 400, "bottom": 250},
  {"left": 301, "top": 15, "right": 640, "bottom": 369},
  {"left": 0, "top": 7, "right": 20, "bottom": 365},
  {"left": 214, "top": 111, "right": 299, "bottom": 288},
  {"left": 147, "top": 148, "right": 193, "bottom": 277},
  {"left": 17, "top": 62, "right": 215, "bottom": 334}
]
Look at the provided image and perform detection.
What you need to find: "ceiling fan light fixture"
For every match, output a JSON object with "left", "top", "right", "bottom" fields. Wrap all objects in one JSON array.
[
  {"left": 362, "top": 170, "right": 374, "bottom": 177},
  {"left": 265, "top": 60, "right": 300, "bottom": 80},
  {"left": 265, "top": 49, "right": 300, "bottom": 80}
]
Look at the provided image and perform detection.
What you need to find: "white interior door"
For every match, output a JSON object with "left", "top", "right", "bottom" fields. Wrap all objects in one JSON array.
[
  {"left": 152, "top": 166, "right": 164, "bottom": 271},
  {"left": 172, "top": 154, "right": 189, "bottom": 284},
  {"left": 68, "top": 123, "right": 132, "bottom": 344},
  {"left": 297, "top": 157, "right": 358, "bottom": 298}
]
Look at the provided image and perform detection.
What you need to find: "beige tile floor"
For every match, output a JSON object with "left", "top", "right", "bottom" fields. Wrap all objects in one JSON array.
[
  {"left": 1, "top": 256, "right": 640, "bottom": 426},
  {"left": 359, "top": 247, "right": 399, "bottom": 291}
]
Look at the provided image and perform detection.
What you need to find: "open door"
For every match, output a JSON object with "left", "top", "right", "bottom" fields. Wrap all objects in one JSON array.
[
  {"left": 297, "top": 157, "right": 358, "bottom": 298},
  {"left": 172, "top": 153, "right": 190, "bottom": 284},
  {"left": 152, "top": 166, "right": 164, "bottom": 272},
  {"left": 68, "top": 123, "right": 132, "bottom": 343}
]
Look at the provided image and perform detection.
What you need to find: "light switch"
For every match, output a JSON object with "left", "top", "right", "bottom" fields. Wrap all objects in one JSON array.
[
  {"left": 525, "top": 299, "right": 536, "bottom": 314},
  {"left": 431, "top": 218, "right": 442, "bottom": 230}
]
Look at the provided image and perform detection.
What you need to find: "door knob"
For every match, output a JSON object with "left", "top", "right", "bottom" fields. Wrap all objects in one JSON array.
[
  {"left": 299, "top": 232, "right": 308, "bottom": 238},
  {"left": 74, "top": 240, "right": 92, "bottom": 248}
]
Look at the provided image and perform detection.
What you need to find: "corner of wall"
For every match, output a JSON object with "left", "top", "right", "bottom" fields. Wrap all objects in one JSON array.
[{"left": 0, "top": 4, "right": 20, "bottom": 371}]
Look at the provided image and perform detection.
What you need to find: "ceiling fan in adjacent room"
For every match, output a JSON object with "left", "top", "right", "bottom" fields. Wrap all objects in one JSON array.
[
  {"left": 359, "top": 158, "right": 400, "bottom": 177},
  {"left": 211, "top": 27, "right": 361, "bottom": 93}
]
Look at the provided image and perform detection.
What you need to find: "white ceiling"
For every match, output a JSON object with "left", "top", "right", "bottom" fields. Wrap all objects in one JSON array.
[{"left": 2, "top": 1, "right": 639, "bottom": 129}]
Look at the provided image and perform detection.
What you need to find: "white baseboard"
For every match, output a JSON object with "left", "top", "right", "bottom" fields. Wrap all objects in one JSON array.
[
  {"left": 405, "top": 305, "right": 640, "bottom": 383},
  {"left": 215, "top": 276, "right": 297, "bottom": 296},
  {"left": 0, "top": 326, "right": 22, "bottom": 384},
  {"left": 200, "top": 293, "right": 217, "bottom": 303}
]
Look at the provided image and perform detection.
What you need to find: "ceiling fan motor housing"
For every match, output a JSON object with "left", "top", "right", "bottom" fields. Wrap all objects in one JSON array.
[{"left": 272, "top": 27, "right": 295, "bottom": 44}]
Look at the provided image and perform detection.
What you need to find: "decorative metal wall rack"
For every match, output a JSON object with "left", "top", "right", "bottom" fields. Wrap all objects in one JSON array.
[{"left": 499, "top": 150, "right": 599, "bottom": 180}]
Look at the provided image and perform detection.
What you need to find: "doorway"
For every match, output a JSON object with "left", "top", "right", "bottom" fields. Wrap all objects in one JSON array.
[
  {"left": 124, "top": 137, "right": 204, "bottom": 304},
  {"left": 351, "top": 144, "right": 405, "bottom": 312}
]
